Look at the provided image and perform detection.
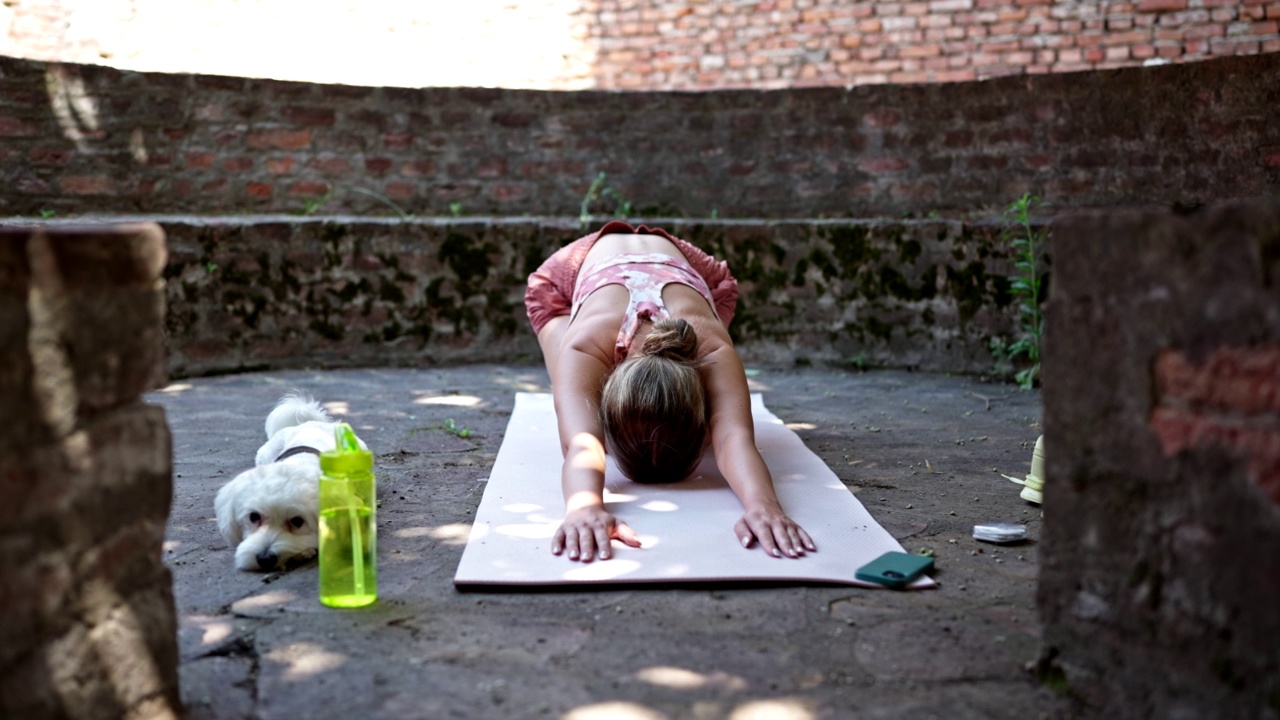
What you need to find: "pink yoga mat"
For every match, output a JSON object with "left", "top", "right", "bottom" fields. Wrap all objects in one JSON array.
[{"left": 454, "top": 393, "right": 934, "bottom": 588}]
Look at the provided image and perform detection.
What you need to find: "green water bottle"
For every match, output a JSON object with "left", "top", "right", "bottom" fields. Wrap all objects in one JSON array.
[{"left": 319, "top": 423, "right": 377, "bottom": 608}]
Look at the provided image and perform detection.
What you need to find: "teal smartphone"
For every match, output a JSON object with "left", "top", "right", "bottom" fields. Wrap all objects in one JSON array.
[{"left": 855, "top": 551, "right": 934, "bottom": 589}]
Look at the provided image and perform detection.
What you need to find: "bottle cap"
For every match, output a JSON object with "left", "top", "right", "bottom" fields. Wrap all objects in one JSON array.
[{"left": 320, "top": 423, "right": 373, "bottom": 474}]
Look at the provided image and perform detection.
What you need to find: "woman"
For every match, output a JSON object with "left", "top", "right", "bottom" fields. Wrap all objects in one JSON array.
[{"left": 525, "top": 221, "right": 816, "bottom": 563}]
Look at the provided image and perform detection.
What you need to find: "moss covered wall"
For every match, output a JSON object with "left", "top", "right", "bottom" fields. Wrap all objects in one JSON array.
[{"left": 112, "top": 216, "right": 1023, "bottom": 378}]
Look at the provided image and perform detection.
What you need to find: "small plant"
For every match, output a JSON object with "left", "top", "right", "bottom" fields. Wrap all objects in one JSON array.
[
  {"left": 578, "top": 171, "right": 632, "bottom": 228},
  {"left": 449, "top": 202, "right": 464, "bottom": 217},
  {"left": 348, "top": 186, "right": 411, "bottom": 219},
  {"left": 301, "top": 191, "right": 334, "bottom": 215},
  {"left": 204, "top": 262, "right": 218, "bottom": 274},
  {"left": 443, "top": 418, "right": 472, "bottom": 438},
  {"left": 988, "top": 337, "right": 1014, "bottom": 378},
  {"left": 39, "top": 209, "right": 56, "bottom": 218},
  {"left": 1001, "top": 193, "right": 1047, "bottom": 390}
]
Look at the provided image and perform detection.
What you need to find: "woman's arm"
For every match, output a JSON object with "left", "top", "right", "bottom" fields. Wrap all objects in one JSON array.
[
  {"left": 700, "top": 342, "right": 816, "bottom": 558},
  {"left": 546, "top": 334, "right": 641, "bottom": 561}
]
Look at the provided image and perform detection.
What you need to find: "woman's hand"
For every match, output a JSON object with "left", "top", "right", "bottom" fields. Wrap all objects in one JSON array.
[
  {"left": 552, "top": 506, "right": 641, "bottom": 561},
  {"left": 734, "top": 503, "right": 816, "bottom": 558}
]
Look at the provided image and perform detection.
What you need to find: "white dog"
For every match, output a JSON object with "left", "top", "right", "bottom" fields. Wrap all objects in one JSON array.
[{"left": 214, "top": 393, "right": 368, "bottom": 571}]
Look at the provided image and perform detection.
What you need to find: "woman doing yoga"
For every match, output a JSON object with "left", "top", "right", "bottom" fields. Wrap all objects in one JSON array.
[{"left": 525, "top": 221, "right": 816, "bottom": 562}]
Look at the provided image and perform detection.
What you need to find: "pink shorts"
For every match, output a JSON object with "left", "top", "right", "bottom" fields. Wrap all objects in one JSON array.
[{"left": 524, "top": 221, "right": 739, "bottom": 335}]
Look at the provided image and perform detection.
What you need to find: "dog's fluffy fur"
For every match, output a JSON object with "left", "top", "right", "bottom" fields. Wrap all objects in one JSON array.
[{"left": 214, "top": 393, "right": 368, "bottom": 571}]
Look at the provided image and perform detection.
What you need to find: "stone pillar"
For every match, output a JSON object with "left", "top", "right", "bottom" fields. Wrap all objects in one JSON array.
[
  {"left": 0, "top": 224, "right": 180, "bottom": 719},
  {"left": 1039, "top": 200, "right": 1280, "bottom": 719}
]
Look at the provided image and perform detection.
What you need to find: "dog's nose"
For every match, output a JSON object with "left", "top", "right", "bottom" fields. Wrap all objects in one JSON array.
[{"left": 256, "top": 551, "right": 279, "bottom": 570}]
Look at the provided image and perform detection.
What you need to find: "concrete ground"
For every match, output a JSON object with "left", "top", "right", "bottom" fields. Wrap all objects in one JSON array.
[{"left": 151, "top": 364, "right": 1069, "bottom": 720}]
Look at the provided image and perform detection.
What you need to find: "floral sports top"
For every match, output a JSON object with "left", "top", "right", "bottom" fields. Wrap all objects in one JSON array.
[{"left": 569, "top": 253, "right": 718, "bottom": 364}]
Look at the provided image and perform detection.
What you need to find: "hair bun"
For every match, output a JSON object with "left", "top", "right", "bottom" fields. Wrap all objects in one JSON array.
[{"left": 640, "top": 318, "right": 699, "bottom": 363}]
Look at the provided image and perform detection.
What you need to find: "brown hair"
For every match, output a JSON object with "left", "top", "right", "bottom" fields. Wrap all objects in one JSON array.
[{"left": 599, "top": 318, "right": 708, "bottom": 484}]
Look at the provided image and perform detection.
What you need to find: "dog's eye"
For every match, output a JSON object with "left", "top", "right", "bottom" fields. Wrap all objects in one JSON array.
[
  {"left": 288, "top": 516, "right": 306, "bottom": 530},
  {"left": 248, "top": 511, "right": 261, "bottom": 525}
]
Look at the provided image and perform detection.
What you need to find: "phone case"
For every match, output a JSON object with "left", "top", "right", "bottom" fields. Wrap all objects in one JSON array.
[{"left": 855, "top": 551, "right": 934, "bottom": 589}]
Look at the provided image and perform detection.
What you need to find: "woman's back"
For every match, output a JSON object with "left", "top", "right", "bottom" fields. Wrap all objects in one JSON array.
[{"left": 567, "top": 232, "right": 732, "bottom": 365}]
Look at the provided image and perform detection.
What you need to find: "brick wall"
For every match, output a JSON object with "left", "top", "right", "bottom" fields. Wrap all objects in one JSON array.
[
  {"left": 0, "top": 0, "right": 1276, "bottom": 90},
  {"left": 1039, "top": 199, "right": 1280, "bottom": 718},
  {"left": 1, "top": 52, "right": 1277, "bottom": 220},
  {"left": 0, "top": 223, "right": 180, "bottom": 720},
  {"left": 587, "top": 0, "right": 1280, "bottom": 89}
]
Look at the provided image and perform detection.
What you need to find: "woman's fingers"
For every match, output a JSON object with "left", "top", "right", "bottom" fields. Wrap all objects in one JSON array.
[
  {"left": 551, "top": 526, "right": 567, "bottom": 556},
  {"left": 614, "top": 520, "right": 642, "bottom": 548},
  {"left": 593, "top": 524, "right": 612, "bottom": 560},
  {"left": 564, "top": 527, "right": 585, "bottom": 561},
  {"left": 738, "top": 514, "right": 814, "bottom": 558},
  {"left": 796, "top": 525, "right": 817, "bottom": 552},
  {"left": 554, "top": 516, "right": 643, "bottom": 561}
]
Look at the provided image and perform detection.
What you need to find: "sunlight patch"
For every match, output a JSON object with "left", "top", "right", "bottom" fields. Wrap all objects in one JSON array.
[
  {"left": 392, "top": 526, "right": 434, "bottom": 538},
  {"left": 200, "top": 620, "right": 233, "bottom": 647},
  {"left": 564, "top": 701, "right": 666, "bottom": 720},
  {"left": 426, "top": 523, "right": 474, "bottom": 545},
  {"left": 413, "top": 394, "right": 481, "bottom": 407},
  {"left": 265, "top": 642, "right": 347, "bottom": 681},
  {"left": 322, "top": 401, "right": 350, "bottom": 416},
  {"left": 635, "top": 666, "right": 747, "bottom": 692},
  {"left": 729, "top": 698, "right": 815, "bottom": 720},
  {"left": 231, "top": 590, "right": 297, "bottom": 614}
]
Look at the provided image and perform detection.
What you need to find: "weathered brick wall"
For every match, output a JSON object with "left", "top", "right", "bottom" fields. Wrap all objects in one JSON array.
[
  {"left": 1, "top": 53, "right": 1276, "bottom": 220},
  {"left": 1039, "top": 199, "right": 1280, "bottom": 718},
  {"left": 0, "top": 223, "right": 179, "bottom": 720},
  {"left": 0, "top": 0, "right": 1276, "bottom": 89},
  {"left": 22, "top": 215, "right": 1021, "bottom": 379},
  {"left": 588, "top": 0, "right": 1280, "bottom": 88}
]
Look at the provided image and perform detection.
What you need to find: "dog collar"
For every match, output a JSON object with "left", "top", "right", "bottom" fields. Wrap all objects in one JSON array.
[{"left": 275, "top": 445, "right": 323, "bottom": 462}]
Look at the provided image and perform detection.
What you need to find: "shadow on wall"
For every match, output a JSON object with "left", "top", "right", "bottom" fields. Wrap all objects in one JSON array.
[{"left": 0, "top": 223, "right": 181, "bottom": 719}]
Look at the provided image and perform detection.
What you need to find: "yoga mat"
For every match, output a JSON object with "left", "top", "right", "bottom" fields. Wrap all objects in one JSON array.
[{"left": 454, "top": 393, "right": 935, "bottom": 589}]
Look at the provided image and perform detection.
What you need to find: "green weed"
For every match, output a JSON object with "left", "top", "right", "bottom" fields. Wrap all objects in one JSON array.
[
  {"left": 578, "top": 171, "right": 632, "bottom": 229},
  {"left": 444, "top": 418, "right": 472, "bottom": 438},
  {"left": 301, "top": 191, "right": 334, "bottom": 215},
  {"left": 1000, "top": 193, "right": 1047, "bottom": 389},
  {"left": 348, "top": 186, "right": 411, "bottom": 219}
]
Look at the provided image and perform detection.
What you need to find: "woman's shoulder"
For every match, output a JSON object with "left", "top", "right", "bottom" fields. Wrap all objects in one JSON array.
[
  {"left": 684, "top": 312, "right": 735, "bottom": 358},
  {"left": 561, "top": 297, "right": 625, "bottom": 359}
]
